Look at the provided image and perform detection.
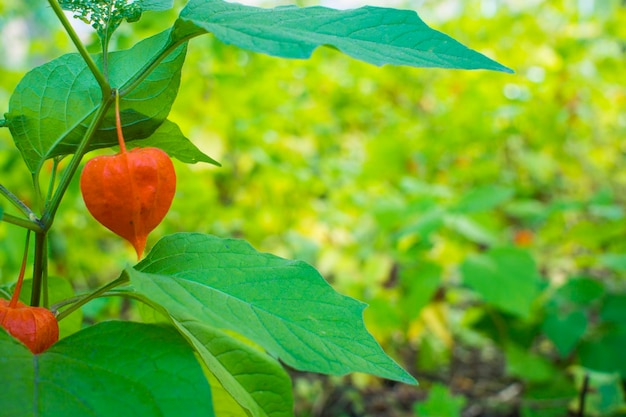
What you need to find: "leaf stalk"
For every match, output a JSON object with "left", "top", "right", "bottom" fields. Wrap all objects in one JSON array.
[
  {"left": 54, "top": 273, "right": 130, "bottom": 321},
  {"left": 0, "top": 183, "right": 43, "bottom": 228}
]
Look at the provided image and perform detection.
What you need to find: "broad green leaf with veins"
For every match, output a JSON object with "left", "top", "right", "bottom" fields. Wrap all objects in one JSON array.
[
  {"left": 5, "top": 29, "right": 188, "bottom": 175},
  {"left": 173, "top": 0, "right": 513, "bottom": 72},
  {"left": 0, "top": 321, "right": 214, "bottom": 417},
  {"left": 118, "top": 286, "right": 293, "bottom": 417},
  {"left": 132, "top": 233, "right": 417, "bottom": 385}
]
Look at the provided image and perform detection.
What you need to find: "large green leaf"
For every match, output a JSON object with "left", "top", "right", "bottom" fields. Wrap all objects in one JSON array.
[
  {"left": 0, "top": 321, "right": 214, "bottom": 417},
  {"left": 127, "top": 284, "right": 290, "bottom": 417},
  {"left": 132, "top": 232, "right": 416, "bottom": 385},
  {"left": 542, "top": 308, "right": 587, "bottom": 357},
  {"left": 174, "top": 318, "right": 293, "bottom": 417},
  {"left": 6, "top": 29, "right": 186, "bottom": 174},
  {"left": 460, "top": 247, "right": 541, "bottom": 318},
  {"left": 173, "top": 0, "right": 512, "bottom": 73}
]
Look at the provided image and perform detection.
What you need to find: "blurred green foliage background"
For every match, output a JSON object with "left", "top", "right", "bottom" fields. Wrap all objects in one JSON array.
[{"left": 1, "top": 0, "right": 625, "bottom": 416}]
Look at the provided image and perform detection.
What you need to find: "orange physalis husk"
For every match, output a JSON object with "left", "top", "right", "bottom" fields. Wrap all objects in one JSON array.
[
  {"left": 80, "top": 147, "right": 176, "bottom": 258},
  {"left": 79, "top": 90, "right": 176, "bottom": 259},
  {"left": 0, "top": 299, "right": 59, "bottom": 354}
]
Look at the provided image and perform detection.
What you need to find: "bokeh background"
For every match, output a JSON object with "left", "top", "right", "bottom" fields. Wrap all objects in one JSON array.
[{"left": 1, "top": 0, "right": 625, "bottom": 416}]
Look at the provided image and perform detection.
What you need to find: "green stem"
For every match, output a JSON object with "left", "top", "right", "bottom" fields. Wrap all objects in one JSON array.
[
  {"left": 0, "top": 213, "right": 44, "bottom": 232},
  {"left": 0, "top": 183, "right": 42, "bottom": 227},
  {"left": 100, "top": 1, "right": 114, "bottom": 82},
  {"left": 54, "top": 274, "right": 130, "bottom": 321},
  {"left": 33, "top": 98, "right": 112, "bottom": 306},
  {"left": 42, "top": 236, "right": 50, "bottom": 308},
  {"left": 47, "top": 0, "right": 110, "bottom": 96},
  {"left": 30, "top": 232, "right": 47, "bottom": 307},
  {"left": 44, "top": 157, "right": 62, "bottom": 206}
]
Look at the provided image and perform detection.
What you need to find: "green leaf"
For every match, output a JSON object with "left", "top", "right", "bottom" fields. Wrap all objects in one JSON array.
[
  {"left": 60, "top": 0, "right": 142, "bottom": 38},
  {"left": 6, "top": 29, "right": 186, "bottom": 174},
  {"left": 173, "top": 0, "right": 512, "bottom": 73},
  {"left": 554, "top": 277, "right": 604, "bottom": 306},
  {"left": 172, "top": 318, "right": 294, "bottom": 417},
  {"left": 132, "top": 233, "right": 416, "bottom": 385},
  {"left": 452, "top": 185, "right": 514, "bottom": 213},
  {"left": 141, "top": 0, "right": 174, "bottom": 12},
  {"left": 399, "top": 261, "right": 441, "bottom": 318},
  {"left": 542, "top": 308, "right": 587, "bottom": 357},
  {"left": 0, "top": 321, "right": 214, "bottom": 417},
  {"left": 444, "top": 214, "right": 498, "bottom": 245},
  {"left": 601, "top": 294, "right": 626, "bottom": 326},
  {"left": 137, "top": 119, "right": 221, "bottom": 165},
  {"left": 599, "top": 253, "right": 626, "bottom": 272},
  {"left": 460, "top": 247, "right": 541, "bottom": 318},
  {"left": 414, "top": 383, "right": 466, "bottom": 417},
  {"left": 505, "top": 342, "right": 558, "bottom": 383},
  {"left": 119, "top": 287, "right": 292, "bottom": 417}
]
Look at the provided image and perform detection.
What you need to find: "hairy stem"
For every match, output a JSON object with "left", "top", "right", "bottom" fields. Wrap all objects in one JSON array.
[{"left": 47, "top": 0, "right": 110, "bottom": 96}]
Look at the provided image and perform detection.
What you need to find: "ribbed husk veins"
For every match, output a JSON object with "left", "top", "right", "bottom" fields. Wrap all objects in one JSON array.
[
  {"left": 0, "top": 299, "right": 59, "bottom": 354},
  {"left": 80, "top": 147, "right": 176, "bottom": 258}
]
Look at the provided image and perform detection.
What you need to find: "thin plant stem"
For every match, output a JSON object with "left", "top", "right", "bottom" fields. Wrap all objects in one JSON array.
[
  {"left": 54, "top": 274, "right": 130, "bottom": 321},
  {"left": 101, "top": 1, "right": 114, "bottom": 81},
  {"left": 115, "top": 90, "right": 127, "bottom": 152},
  {"left": 0, "top": 213, "right": 44, "bottom": 232},
  {"left": 44, "top": 157, "right": 62, "bottom": 209},
  {"left": 30, "top": 232, "right": 47, "bottom": 307},
  {"left": 577, "top": 373, "right": 590, "bottom": 417},
  {"left": 0, "top": 183, "right": 42, "bottom": 226},
  {"left": 42, "top": 236, "right": 50, "bottom": 308},
  {"left": 47, "top": 0, "right": 110, "bottom": 96},
  {"left": 9, "top": 231, "right": 32, "bottom": 308}
]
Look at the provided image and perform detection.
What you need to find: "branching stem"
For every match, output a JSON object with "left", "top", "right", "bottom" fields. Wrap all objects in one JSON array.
[
  {"left": 0, "top": 183, "right": 42, "bottom": 228},
  {"left": 54, "top": 274, "right": 130, "bottom": 321}
]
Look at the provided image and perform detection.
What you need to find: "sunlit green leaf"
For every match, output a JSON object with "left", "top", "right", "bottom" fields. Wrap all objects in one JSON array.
[
  {"left": 132, "top": 119, "right": 220, "bottom": 165},
  {"left": 173, "top": 0, "right": 513, "bottom": 72},
  {"left": 461, "top": 247, "right": 541, "bottom": 318},
  {"left": 132, "top": 232, "right": 416, "bottom": 385},
  {"left": 173, "top": 318, "right": 293, "bottom": 417},
  {"left": 6, "top": 30, "right": 186, "bottom": 174},
  {"left": 452, "top": 185, "right": 514, "bottom": 213}
]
